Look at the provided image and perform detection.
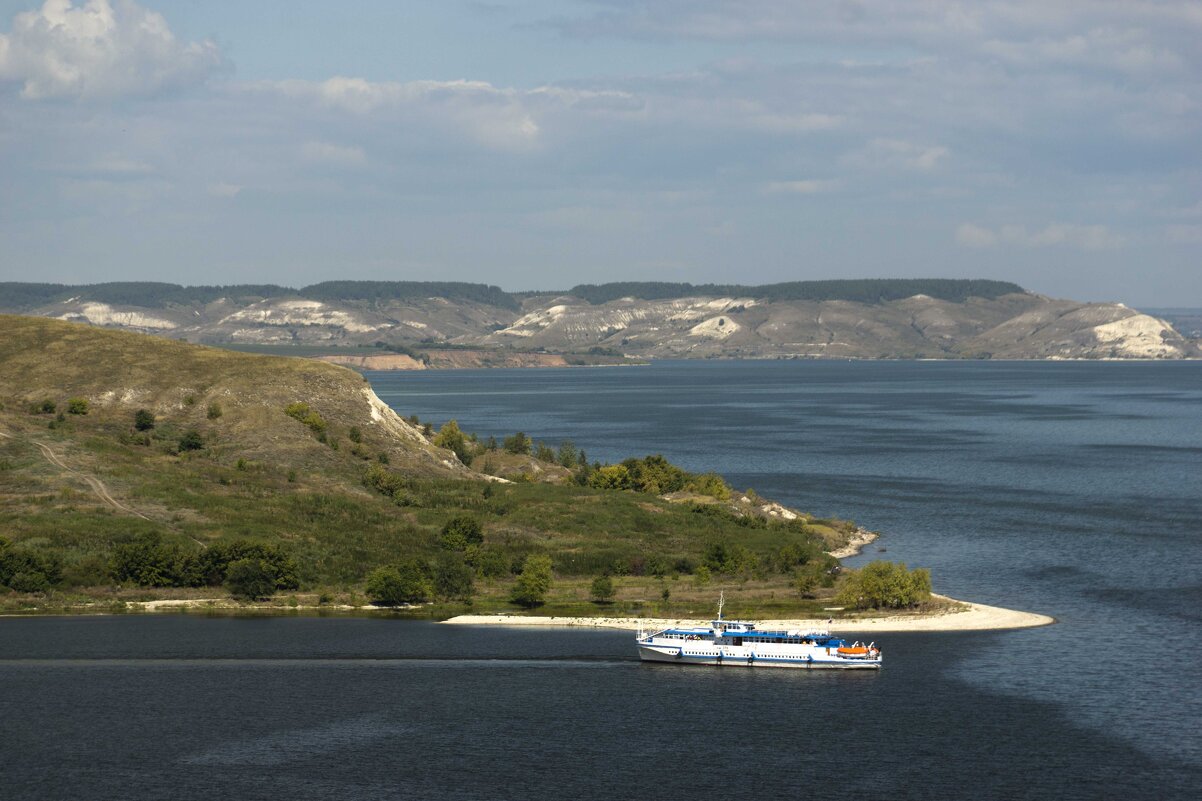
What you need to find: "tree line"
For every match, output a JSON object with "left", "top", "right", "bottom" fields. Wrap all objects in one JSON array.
[{"left": 565, "top": 279, "right": 1025, "bottom": 306}]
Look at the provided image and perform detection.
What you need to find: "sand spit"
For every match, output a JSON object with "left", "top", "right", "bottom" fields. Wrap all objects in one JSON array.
[
  {"left": 442, "top": 595, "right": 1054, "bottom": 633},
  {"left": 827, "top": 527, "right": 879, "bottom": 559}
]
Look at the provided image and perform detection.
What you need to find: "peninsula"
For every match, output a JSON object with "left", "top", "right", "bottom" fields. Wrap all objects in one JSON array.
[{"left": 0, "top": 315, "right": 1050, "bottom": 628}]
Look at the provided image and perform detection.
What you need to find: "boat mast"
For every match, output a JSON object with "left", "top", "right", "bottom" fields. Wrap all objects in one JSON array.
[{"left": 717, "top": 591, "right": 724, "bottom": 620}]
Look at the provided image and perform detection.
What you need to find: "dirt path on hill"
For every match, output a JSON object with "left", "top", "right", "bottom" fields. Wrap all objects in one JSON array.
[
  {"left": 33, "top": 439, "right": 153, "bottom": 521},
  {"left": 0, "top": 426, "right": 151, "bottom": 521}
]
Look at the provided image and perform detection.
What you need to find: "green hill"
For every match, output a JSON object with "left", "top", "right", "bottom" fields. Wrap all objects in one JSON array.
[{"left": 0, "top": 316, "right": 866, "bottom": 616}]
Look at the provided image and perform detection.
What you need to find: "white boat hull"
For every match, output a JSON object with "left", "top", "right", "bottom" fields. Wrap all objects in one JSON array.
[{"left": 637, "top": 644, "right": 882, "bottom": 670}]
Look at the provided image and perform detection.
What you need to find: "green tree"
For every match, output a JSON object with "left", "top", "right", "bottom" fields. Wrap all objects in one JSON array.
[
  {"left": 0, "top": 540, "right": 62, "bottom": 590},
  {"left": 438, "top": 516, "right": 484, "bottom": 551},
  {"left": 622, "top": 455, "right": 688, "bottom": 494},
  {"left": 503, "top": 431, "right": 531, "bottom": 455},
  {"left": 365, "top": 562, "right": 432, "bottom": 605},
  {"left": 434, "top": 419, "right": 472, "bottom": 464},
  {"left": 590, "top": 574, "right": 615, "bottom": 604},
  {"left": 534, "top": 442, "right": 556, "bottom": 463},
  {"left": 110, "top": 532, "right": 190, "bottom": 587},
  {"left": 66, "top": 397, "right": 89, "bottom": 415},
  {"left": 432, "top": 553, "right": 475, "bottom": 601},
  {"left": 473, "top": 548, "right": 509, "bottom": 579},
  {"left": 192, "top": 541, "right": 298, "bottom": 589},
  {"left": 836, "top": 561, "right": 932, "bottom": 609},
  {"left": 556, "top": 440, "right": 578, "bottom": 468},
  {"left": 509, "top": 554, "right": 553, "bottom": 607},
  {"left": 134, "top": 409, "right": 155, "bottom": 431},
  {"left": 224, "top": 558, "right": 278, "bottom": 601}
]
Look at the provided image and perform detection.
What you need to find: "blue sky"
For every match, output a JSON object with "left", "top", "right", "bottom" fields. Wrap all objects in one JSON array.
[{"left": 1, "top": 1, "right": 1199, "bottom": 305}]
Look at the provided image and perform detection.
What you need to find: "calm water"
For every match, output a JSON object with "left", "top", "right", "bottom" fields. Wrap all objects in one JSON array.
[{"left": 3, "top": 360, "right": 1201, "bottom": 799}]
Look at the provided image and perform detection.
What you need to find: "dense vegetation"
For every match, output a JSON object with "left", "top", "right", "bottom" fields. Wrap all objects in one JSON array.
[
  {"left": 299, "top": 281, "right": 519, "bottom": 310},
  {"left": 566, "top": 279, "right": 1026, "bottom": 306},
  {"left": 0, "top": 282, "right": 289, "bottom": 310},
  {"left": 0, "top": 278, "right": 1024, "bottom": 314},
  {"left": 0, "top": 281, "right": 518, "bottom": 312}
]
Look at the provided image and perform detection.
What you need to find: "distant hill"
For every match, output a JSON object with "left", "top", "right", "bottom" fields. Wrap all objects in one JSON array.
[{"left": 0, "top": 279, "right": 1195, "bottom": 360}]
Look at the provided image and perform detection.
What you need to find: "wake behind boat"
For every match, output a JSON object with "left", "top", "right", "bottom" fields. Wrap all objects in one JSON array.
[{"left": 635, "top": 595, "right": 882, "bottom": 670}]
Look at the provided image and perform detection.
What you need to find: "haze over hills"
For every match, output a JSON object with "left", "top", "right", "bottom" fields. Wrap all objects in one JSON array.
[{"left": 0, "top": 279, "right": 1194, "bottom": 360}]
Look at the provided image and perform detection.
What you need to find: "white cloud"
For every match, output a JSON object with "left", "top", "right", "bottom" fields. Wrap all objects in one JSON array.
[
  {"left": 956, "top": 222, "right": 999, "bottom": 247},
  {"left": 847, "top": 139, "right": 949, "bottom": 171},
  {"left": 957, "top": 222, "right": 1125, "bottom": 250},
  {"left": 0, "top": 0, "right": 223, "bottom": 100},
  {"left": 300, "top": 141, "right": 367, "bottom": 167},
  {"left": 982, "top": 27, "right": 1183, "bottom": 74},
  {"left": 261, "top": 77, "right": 541, "bottom": 151},
  {"left": 762, "top": 179, "right": 838, "bottom": 194},
  {"left": 207, "top": 182, "right": 241, "bottom": 198},
  {"left": 1166, "top": 224, "right": 1202, "bottom": 243}
]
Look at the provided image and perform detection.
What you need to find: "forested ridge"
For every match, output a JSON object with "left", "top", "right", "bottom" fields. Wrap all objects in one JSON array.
[{"left": 0, "top": 278, "right": 1025, "bottom": 312}]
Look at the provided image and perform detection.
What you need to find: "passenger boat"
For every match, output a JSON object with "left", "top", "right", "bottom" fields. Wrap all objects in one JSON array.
[{"left": 635, "top": 595, "right": 882, "bottom": 669}]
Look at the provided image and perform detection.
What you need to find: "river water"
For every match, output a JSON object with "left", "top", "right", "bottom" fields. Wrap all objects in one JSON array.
[{"left": 2, "top": 360, "right": 1199, "bottom": 799}]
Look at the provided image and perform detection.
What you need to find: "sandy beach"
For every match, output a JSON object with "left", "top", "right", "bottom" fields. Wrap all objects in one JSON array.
[{"left": 442, "top": 595, "right": 1054, "bottom": 633}]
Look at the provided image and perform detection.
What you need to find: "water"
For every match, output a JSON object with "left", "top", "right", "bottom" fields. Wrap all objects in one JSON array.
[{"left": 3, "top": 360, "right": 1200, "bottom": 799}]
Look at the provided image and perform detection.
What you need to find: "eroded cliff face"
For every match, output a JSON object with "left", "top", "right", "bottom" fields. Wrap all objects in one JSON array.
[
  {"left": 14, "top": 291, "right": 1198, "bottom": 360},
  {"left": 482, "top": 293, "right": 1197, "bottom": 359}
]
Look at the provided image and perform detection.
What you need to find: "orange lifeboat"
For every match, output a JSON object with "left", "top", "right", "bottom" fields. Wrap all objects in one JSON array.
[{"left": 836, "top": 646, "right": 869, "bottom": 656}]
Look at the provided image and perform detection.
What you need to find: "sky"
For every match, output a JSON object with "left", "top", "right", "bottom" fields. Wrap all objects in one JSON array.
[{"left": 0, "top": 1, "right": 1199, "bottom": 305}]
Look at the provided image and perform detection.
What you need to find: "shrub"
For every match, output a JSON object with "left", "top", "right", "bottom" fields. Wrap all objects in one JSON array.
[
  {"left": 685, "top": 472, "right": 731, "bottom": 500},
  {"left": 348, "top": 426, "right": 362, "bottom": 443},
  {"left": 590, "top": 575, "right": 615, "bottom": 604},
  {"left": 503, "top": 431, "right": 531, "bottom": 455},
  {"left": 438, "top": 516, "right": 484, "bottom": 551},
  {"left": 364, "top": 463, "right": 408, "bottom": 497},
  {"left": 8, "top": 571, "right": 51, "bottom": 593},
  {"left": 30, "top": 398, "right": 56, "bottom": 414},
  {"left": 589, "top": 464, "right": 631, "bottom": 490},
  {"left": 534, "top": 442, "right": 556, "bottom": 463},
  {"left": 66, "top": 397, "right": 89, "bottom": 415},
  {"left": 134, "top": 409, "right": 155, "bottom": 431},
  {"left": 178, "top": 429, "right": 204, "bottom": 452},
  {"left": 224, "top": 558, "right": 278, "bottom": 601},
  {"left": 206, "top": 403, "right": 223, "bottom": 420},
  {"left": 284, "top": 402, "right": 310, "bottom": 420}
]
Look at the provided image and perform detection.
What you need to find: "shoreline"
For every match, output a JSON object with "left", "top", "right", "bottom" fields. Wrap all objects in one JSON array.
[
  {"left": 442, "top": 595, "right": 1055, "bottom": 633},
  {"left": 827, "top": 527, "right": 879, "bottom": 559}
]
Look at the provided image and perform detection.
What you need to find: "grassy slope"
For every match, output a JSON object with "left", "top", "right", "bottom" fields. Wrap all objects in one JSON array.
[{"left": 0, "top": 316, "right": 862, "bottom": 614}]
